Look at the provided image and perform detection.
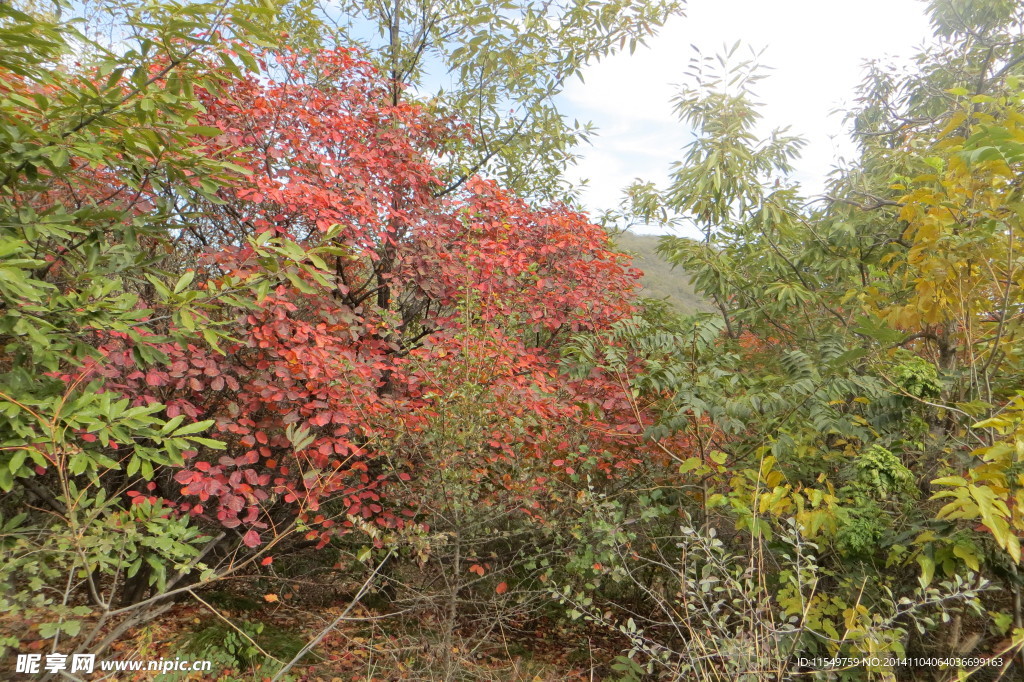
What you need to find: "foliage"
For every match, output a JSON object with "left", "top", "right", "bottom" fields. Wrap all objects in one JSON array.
[
  {"left": 0, "top": 0, "right": 647, "bottom": 670},
  {"left": 10, "top": 0, "right": 1024, "bottom": 678},
  {"left": 306, "top": 0, "right": 687, "bottom": 201},
  {"left": 74, "top": 0, "right": 687, "bottom": 203},
  {"left": 577, "top": 0, "right": 1024, "bottom": 675},
  {"left": 0, "top": 0, "right": 289, "bottom": 658}
]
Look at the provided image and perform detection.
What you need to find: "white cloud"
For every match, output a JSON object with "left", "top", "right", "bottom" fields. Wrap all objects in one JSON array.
[{"left": 560, "top": 0, "right": 934, "bottom": 233}]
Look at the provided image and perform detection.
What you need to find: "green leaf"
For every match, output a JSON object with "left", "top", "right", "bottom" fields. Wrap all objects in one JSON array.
[
  {"left": 171, "top": 419, "right": 215, "bottom": 436},
  {"left": 184, "top": 125, "right": 223, "bottom": 137},
  {"left": 186, "top": 436, "right": 226, "bottom": 450},
  {"left": 38, "top": 622, "right": 61, "bottom": 638},
  {"left": 173, "top": 270, "right": 195, "bottom": 294},
  {"left": 160, "top": 415, "right": 185, "bottom": 435},
  {"left": 917, "top": 553, "right": 935, "bottom": 588},
  {"left": 8, "top": 449, "right": 27, "bottom": 473}
]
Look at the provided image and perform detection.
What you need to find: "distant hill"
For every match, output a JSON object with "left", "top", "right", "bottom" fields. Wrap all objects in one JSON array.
[{"left": 612, "top": 232, "right": 714, "bottom": 315}]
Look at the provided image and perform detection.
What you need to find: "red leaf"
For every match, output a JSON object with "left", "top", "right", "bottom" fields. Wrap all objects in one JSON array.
[{"left": 242, "top": 530, "right": 262, "bottom": 548}]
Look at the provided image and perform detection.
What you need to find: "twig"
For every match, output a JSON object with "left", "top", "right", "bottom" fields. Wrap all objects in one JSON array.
[{"left": 271, "top": 549, "right": 395, "bottom": 681}]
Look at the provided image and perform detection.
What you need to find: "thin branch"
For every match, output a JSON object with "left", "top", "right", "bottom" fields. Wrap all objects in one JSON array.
[{"left": 271, "top": 549, "right": 395, "bottom": 681}]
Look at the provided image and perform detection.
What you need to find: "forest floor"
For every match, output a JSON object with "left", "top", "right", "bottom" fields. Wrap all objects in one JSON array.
[{"left": 3, "top": 585, "right": 627, "bottom": 681}]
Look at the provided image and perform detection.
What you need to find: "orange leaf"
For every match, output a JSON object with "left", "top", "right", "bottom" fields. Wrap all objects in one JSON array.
[
  {"left": 495, "top": 582, "right": 508, "bottom": 594},
  {"left": 263, "top": 593, "right": 279, "bottom": 602},
  {"left": 469, "top": 564, "right": 485, "bottom": 576}
]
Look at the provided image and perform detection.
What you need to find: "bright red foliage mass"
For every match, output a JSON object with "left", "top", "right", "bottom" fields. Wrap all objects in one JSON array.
[{"left": 66, "top": 49, "right": 644, "bottom": 548}]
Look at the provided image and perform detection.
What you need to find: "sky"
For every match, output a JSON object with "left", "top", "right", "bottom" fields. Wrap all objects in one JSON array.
[{"left": 559, "top": 0, "right": 936, "bottom": 235}]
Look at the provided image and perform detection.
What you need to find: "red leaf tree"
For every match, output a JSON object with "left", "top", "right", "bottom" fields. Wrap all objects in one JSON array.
[{"left": 75, "top": 48, "right": 645, "bottom": 547}]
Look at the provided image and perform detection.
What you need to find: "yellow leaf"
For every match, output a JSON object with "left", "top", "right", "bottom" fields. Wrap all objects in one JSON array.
[{"left": 1008, "top": 534, "right": 1022, "bottom": 564}]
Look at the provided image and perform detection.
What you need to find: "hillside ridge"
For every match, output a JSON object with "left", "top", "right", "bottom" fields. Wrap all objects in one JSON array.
[{"left": 612, "top": 231, "right": 713, "bottom": 314}]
